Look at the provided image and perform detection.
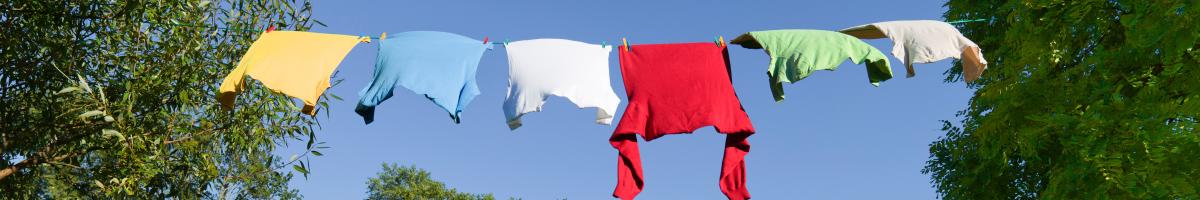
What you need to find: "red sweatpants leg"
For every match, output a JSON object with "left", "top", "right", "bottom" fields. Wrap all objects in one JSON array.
[
  {"left": 720, "top": 132, "right": 751, "bottom": 200},
  {"left": 611, "top": 133, "right": 643, "bottom": 200}
]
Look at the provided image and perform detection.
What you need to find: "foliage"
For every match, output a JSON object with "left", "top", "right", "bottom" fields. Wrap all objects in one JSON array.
[
  {"left": 0, "top": 0, "right": 332, "bottom": 198},
  {"left": 926, "top": 0, "right": 1200, "bottom": 199},
  {"left": 365, "top": 164, "right": 507, "bottom": 200}
]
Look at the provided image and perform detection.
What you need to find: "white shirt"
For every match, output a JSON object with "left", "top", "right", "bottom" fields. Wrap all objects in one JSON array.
[
  {"left": 503, "top": 39, "right": 621, "bottom": 130},
  {"left": 841, "top": 20, "right": 988, "bottom": 81}
]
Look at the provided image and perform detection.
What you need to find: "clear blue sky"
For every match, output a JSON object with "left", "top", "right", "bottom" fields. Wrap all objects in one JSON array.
[{"left": 284, "top": 0, "right": 972, "bottom": 199}]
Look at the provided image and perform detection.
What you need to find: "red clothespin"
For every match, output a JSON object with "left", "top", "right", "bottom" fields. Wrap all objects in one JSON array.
[
  {"left": 483, "top": 37, "right": 489, "bottom": 45},
  {"left": 266, "top": 25, "right": 275, "bottom": 33}
]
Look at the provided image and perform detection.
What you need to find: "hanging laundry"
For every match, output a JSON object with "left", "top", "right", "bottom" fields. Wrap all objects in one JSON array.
[
  {"left": 218, "top": 31, "right": 367, "bottom": 115},
  {"left": 356, "top": 31, "right": 491, "bottom": 124},
  {"left": 840, "top": 20, "right": 988, "bottom": 82},
  {"left": 611, "top": 42, "right": 755, "bottom": 200},
  {"left": 731, "top": 29, "right": 893, "bottom": 102},
  {"left": 502, "top": 39, "right": 620, "bottom": 130}
]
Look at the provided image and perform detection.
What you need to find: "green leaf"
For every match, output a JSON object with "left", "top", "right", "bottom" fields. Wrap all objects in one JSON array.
[
  {"left": 292, "top": 165, "right": 307, "bottom": 174},
  {"left": 102, "top": 129, "right": 124, "bottom": 141},
  {"left": 294, "top": 161, "right": 309, "bottom": 179},
  {"left": 56, "top": 87, "right": 80, "bottom": 95},
  {"left": 79, "top": 110, "right": 105, "bottom": 119},
  {"left": 76, "top": 74, "right": 92, "bottom": 93},
  {"left": 306, "top": 132, "right": 315, "bottom": 149},
  {"left": 310, "top": 150, "right": 322, "bottom": 156}
]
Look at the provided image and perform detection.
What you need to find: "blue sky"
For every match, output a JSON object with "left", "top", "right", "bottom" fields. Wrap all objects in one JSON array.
[{"left": 284, "top": 0, "right": 972, "bottom": 199}]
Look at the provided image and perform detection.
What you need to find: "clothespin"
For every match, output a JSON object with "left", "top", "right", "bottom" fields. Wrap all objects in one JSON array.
[
  {"left": 359, "top": 32, "right": 382, "bottom": 43},
  {"left": 504, "top": 39, "right": 510, "bottom": 46},
  {"left": 601, "top": 41, "right": 608, "bottom": 48},
  {"left": 718, "top": 36, "right": 725, "bottom": 48},
  {"left": 266, "top": 25, "right": 275, "bottom": 33},
  {"left": 483, "top": 37, "right": 489, "bottom": 45},
  {"left": 622, "top": 37, "right": 630, "bottom": 51}
]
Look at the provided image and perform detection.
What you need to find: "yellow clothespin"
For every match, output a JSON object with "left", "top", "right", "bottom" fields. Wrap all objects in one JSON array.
[
  {"left": 360, "top": 36, "right": 372, "bottom": 43},
  {"left": 622, "top": 37, "right": 630, "bottom": 52},
  {"left": 719, "top": 36, "right": 725, "bottom": 48},
  {"left": 381, "top": 32, "right": 387, "bottom": 41}
]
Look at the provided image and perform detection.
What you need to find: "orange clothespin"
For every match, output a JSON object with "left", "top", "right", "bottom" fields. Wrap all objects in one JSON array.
[
  {"left": 719, "top": 36, "right": 725, "bottom": 48},
  {"left": 622, "top": 37, "right": 630, "bottom": 51},
  {"left": 483, "top": 37, "right": 489, "bottom": 45},
  {"left": 266, "top": 25, "right": 275, "bottom": 33}
]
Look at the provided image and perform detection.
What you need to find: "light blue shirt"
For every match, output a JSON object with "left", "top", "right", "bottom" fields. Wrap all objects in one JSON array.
[{"left": 356, "top": 31, "right": 491, "bottom": 124}]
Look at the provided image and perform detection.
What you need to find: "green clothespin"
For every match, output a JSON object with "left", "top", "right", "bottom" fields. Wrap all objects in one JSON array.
[{"left": 601, "top": 41, "right": 608, "bottom": 48}]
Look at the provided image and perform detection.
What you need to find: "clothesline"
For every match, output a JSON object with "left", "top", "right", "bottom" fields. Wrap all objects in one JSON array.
[
  {"left": 0, "top": 7, "right": 265, "bottom": 33},
  {"left": 4, "top": 7, "right": 991, "bottom": 32},
  {"left": 946, "top": 18, "right": 990, "bottom": 24}
]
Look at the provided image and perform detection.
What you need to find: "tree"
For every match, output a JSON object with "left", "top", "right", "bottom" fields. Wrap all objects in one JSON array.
[
  {"left": 925, "top": 1, "right": 1200, "bottom": 199},
  {"left": 366, "top": 164, "right": 502, "bottom": 200},
  {"left": 1, "top": 0, "right": 331, "bottom": 198}
]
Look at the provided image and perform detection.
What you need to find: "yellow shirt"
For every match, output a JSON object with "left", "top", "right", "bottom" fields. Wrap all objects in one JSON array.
[{"left": 218, "top": 31, "right": 367, "bottom": 115}]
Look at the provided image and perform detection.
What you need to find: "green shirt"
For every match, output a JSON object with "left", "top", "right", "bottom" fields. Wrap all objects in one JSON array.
[{"left": 732, "top": 29, "right": 892, "bottom": 101}]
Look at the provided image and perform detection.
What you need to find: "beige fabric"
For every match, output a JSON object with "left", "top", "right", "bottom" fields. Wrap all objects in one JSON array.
[
  {"left": 840, "top": 20, "right": 988, "bottom": 82},
  {"left": 961, "top": 46, "right": 985, "bottom": 82}
]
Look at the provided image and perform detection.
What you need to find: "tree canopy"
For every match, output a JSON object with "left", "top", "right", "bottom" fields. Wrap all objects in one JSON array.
[
  {"left": 1, "top": 0, "right": 329, "bottom": 198},
  {"left": 926, "top": 1, "right": 1200, "bottom": 199},
  {"left": 366, "top": 164, "right": 502, "bottom": 200}
]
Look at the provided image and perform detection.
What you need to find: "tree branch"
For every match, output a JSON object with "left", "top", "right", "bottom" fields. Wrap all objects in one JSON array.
[
  {"left": 0, "top": 127, "right": 99, "bottom": 180},
  {"left": 0, "top": 150, "right": 79, "bottom": 180},
  {"left": 163, "top": 121, "right": 233, "bottom": 145}
]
